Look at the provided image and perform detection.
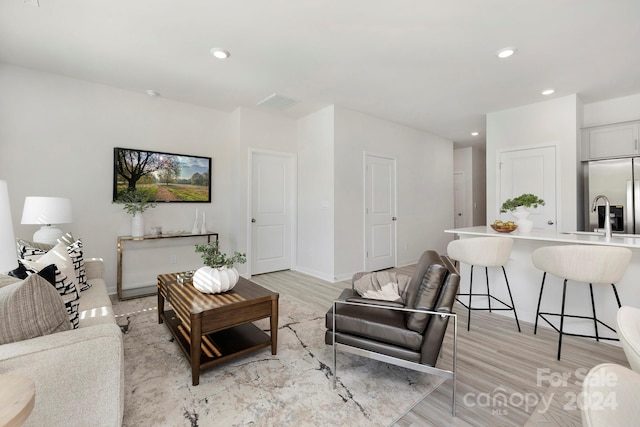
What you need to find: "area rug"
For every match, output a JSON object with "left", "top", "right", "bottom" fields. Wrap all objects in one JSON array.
[{"left": 112, "top": 295, "right": 445, "bottom": 427}]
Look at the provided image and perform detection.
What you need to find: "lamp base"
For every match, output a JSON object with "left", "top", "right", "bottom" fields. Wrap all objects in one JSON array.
[{"left": 32, "top": 225, "right": 64, "bottom": 245}]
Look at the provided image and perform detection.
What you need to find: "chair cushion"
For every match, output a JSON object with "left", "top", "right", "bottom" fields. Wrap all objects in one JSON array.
[
  {"left": 0, "top": 274, "right": 71, "bottom": 344},
  {"left": 326, "top": 289, "right": 424, "bottom": 351}
]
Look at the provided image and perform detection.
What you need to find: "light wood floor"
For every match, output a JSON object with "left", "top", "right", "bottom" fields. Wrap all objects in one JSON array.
[{"left": 250, "top": 265, "right": 629, "bottom": 427}]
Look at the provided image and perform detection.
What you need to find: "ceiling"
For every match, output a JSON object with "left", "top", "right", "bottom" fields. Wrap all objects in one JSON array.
[{"left": 2, "top": 1, "right": 640, "bottom": 148}]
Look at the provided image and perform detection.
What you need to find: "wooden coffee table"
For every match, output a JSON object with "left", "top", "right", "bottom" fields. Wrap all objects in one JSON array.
[{"left": 158, "top": 273, "right": 279, "bottom": 386}]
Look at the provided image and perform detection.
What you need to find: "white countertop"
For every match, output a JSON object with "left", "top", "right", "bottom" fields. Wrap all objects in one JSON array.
[{"left": 445, "top": 226, "right": 640, "bottom": 249}]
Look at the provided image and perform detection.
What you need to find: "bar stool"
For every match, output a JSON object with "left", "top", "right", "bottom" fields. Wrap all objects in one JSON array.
[
  {"left": 447, "top": 237, "right": 520, "bottom": 332},
  {"left": 531, "top": 245, "right": 632, "bottom": 360}
]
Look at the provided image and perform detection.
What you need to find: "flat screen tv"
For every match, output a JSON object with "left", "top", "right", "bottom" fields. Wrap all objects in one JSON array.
[{"left": 113, "top": 147, "right": 211, "bottom": 203}]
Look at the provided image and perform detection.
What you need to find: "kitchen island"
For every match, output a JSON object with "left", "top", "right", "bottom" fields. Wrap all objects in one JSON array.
[{"left": 445, "top": 226, "right": 640, "bottom": 345}]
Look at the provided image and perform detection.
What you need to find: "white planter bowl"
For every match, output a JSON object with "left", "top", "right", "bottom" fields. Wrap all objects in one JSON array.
[{"left": 193, "top": 266, "right": 239, "bottom": 294}]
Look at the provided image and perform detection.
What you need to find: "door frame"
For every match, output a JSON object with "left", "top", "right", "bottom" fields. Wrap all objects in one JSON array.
[
  {"left": 363, "top": 151, "right": 398, "bottom": 271},
  {"left": 247, "top": 148, "right": 297, "bottom": 277},
  {"left": 495, "top": 143, "right": 559, "bottom": 230}
]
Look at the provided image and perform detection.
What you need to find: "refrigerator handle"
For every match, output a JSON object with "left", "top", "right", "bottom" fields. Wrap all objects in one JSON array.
[{"left": 634, "top": 180, "right": 640, "bottom": 234}]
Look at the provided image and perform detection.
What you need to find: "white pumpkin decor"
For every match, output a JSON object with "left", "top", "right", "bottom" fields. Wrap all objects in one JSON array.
[
  {"left": 193, "top": 266, "right": 239, "bottom": 294},
  {"left": 193, "top": 241, "right": 247, "bottom": 294}
]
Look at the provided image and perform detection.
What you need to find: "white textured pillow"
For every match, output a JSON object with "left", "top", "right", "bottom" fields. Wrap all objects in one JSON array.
[{"left": 25, "top": 241, "right": 78, "bottom": 290}]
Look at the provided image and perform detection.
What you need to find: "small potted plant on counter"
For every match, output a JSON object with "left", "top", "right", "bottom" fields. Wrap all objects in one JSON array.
[
  {"left": 500, "top": 193, "right": 545, "bottom": 213},
  {"left": 193, "top": 241, "right": 247, "bottom": 294},
  {"left": 500, "top": 193, "right": 545, "bottom": 233}
]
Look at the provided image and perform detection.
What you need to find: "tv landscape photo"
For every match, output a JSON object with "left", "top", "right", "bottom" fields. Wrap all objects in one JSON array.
[{"left": 114, "top": 148, "right": 211, "bottom": 203}]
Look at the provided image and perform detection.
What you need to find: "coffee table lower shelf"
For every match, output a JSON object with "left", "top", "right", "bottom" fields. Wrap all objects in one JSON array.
[{"left": 161, "top": 309, "right": 272, "bottom": 372}]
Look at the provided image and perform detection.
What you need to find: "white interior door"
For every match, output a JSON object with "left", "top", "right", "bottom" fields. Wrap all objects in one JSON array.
[
  {"left": 498, "top": 146, "right": 557, "bottom": 230},
  {"left": 364, "top": 154, "right": 397, "bottom": 271},
  {"left": 454, "top": 172, "right": 466, "bottom": 228},
  {"left": 250, "top": 151, "right": 294, "bottom": 275}
]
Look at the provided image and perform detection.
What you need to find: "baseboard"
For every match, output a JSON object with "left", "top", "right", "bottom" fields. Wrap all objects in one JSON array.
[{"left": 292, "top": 266, "right": 337, "bottom": 283}]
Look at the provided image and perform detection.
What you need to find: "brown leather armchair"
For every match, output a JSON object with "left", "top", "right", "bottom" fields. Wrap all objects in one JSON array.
[{"left": 325, "top": 250, "right": 460, "bottom": 415}]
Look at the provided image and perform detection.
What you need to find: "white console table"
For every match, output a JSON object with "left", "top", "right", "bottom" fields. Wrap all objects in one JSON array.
[{"left": 117, "top": 232, "right": 218, "bottom": 300}]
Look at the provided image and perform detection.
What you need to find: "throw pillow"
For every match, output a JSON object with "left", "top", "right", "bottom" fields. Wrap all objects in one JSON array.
[
  {"left": 67, "top": 239, "right": 90, "bottom": 291},
  {"left": 0, "top": 274, "right": 21, "bottom": 289},
  {"left": 23, "top": 241, "right": 78, "bottom": 290},
  {"left": 20, "top": 259, "right": 80, "bottom": 329},
  {"left": 8, "top": 262, "right": 29, "bottom": 279},
  {"left": 0, "top": 274, "right": 71, "bottom": 345},
  {"left": 18, "top": 236, "right": 91, "bottom": 292}
]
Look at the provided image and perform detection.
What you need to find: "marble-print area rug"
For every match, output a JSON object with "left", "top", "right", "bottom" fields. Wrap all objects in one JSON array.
[{"left": 113, "top": 295, "right": 445, "bottom": 427}]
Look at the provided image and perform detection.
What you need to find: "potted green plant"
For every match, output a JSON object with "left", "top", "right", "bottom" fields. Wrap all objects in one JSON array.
[
  {"left": 193, "top": 241, "right": 247, "bottom": 293},
  {"left": 500, "top": 193, "right": 545, "bottom": 213},
  {"left": 114, "top": 189, "right": 158, "bottom": 237},
  {"left": 500, "top": 193, "right": 545, "bottom": 233}
]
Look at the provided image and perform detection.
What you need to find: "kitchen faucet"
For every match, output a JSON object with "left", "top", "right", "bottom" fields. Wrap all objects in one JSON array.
[{"left": 591, "top": 195, "right": 612, "bottom": 239}]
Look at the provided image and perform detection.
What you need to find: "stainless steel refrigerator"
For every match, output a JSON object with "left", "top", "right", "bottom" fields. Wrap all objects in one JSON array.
[{"left": 585, "top": 158, "right": 640, "bottom": 234}]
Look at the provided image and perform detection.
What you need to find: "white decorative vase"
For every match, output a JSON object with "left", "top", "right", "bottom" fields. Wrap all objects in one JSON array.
[
  {"left": 191, "top": 208, "right": 200, "bottom": 235},
  {"left": 193, "top": 266, "right": 239, "bottom": 294},
  {"left": 131, "top": 213, "right": 144, "bottom": 237},
  {"left": 200, "top": 212, "right": 207, "bottom": 234},
  {"left": 511, "top": 206, "right": 533, "bottom": 233}
]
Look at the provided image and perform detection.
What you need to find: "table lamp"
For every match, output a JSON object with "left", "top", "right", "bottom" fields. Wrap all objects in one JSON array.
[
  {"left": 21, "top": 196, "right": 73, "bottom": 244},
  {"left": 0, "top": 180, "right": 17, "bottom": 272}
]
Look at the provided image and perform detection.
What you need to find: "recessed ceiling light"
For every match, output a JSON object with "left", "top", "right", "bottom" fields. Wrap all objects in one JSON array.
[
  {"left": 471, "top": 132, "right": 480, "bottom": 136},
  {"left": 541, "top": 88, "right": 555, "bottom": 96},
  {"left": 210, "top": 48, "right": 230, "bottom": 59},
  {"left": 146, "top": 90, "right": 160, "bottom": 97},
  {"left": 496, "top": 47, "right": 516, "bottom": 59}
]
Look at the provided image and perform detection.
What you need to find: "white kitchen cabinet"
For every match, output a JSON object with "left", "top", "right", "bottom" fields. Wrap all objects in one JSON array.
[{"left": 582, "top": 121, "right": 640, "bottom": 160}]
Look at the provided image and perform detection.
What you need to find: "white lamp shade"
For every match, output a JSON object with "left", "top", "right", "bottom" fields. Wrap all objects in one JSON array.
[
  {"left": 21, "top": 196, "right": 73, "bottom": 225},
  {"left": 0, "top": 180, "right": 17, "bottom": 272}
]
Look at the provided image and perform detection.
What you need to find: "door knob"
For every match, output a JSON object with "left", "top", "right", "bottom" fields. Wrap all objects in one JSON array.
[
  {"left": 547, "top": 220, "right": 554, "bottom": 225},
  {"left": 251, "top": 218, "right": 256, "bottom": 223},
  {"left": 458, "top": 213, "right": 462, "bottom": 216},
  {"left": 392, "top": 217, "right": 397, "bottom": 221}
]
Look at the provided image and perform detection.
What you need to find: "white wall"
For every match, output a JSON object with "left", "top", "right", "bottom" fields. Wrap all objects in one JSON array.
[
  {"left": 486, "top": 94, "right": 581, "bottom": 231},
  {"left": 583, "top": 93, "right": 640, "bottom": 127},
  {"left": 333, "top": 107, "right": 454, "bottom": 279},
  {"left": 296, "top": 106, "right": 335, "bottom": 281},
  {"left": 0, "top": 64, "right": 233, "bottom": 293}
]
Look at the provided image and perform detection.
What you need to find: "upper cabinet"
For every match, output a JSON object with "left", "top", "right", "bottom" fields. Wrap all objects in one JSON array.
[{"left": 582, "top": 121, "right": 640, "bottom": 161}]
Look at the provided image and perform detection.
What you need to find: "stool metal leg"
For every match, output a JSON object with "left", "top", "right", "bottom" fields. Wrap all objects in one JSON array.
[
  {"left": 467, "top": 265, "right": 474, "bottom": 331},
  {"left": 558, "top": 279, "right": 568, "bottom": 360},
  {"left": 589, "top": 283, "right": 600, "bottom": 342},
  {"left": 534, "top": 272, "right": 547, "bottom": 335},
  {"left": 612, "top": 284, "right": 622, "bottom": 308},
  {"left": 485, "top": 267, "right": 492, "bottom": 313},
  {"left": 502, "top": 266, "right": 521, "bottom": 333}
]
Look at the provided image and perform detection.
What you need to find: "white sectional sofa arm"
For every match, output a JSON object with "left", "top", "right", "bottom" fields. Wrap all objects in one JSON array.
[
  {"left": 0, "top": 323, "right": 124, "bottom": 427},
  {"left": 84, "top": 257, "right": 105, "bottom": 281}
]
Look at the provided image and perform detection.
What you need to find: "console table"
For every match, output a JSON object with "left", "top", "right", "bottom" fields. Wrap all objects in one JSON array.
[{"left": 117, "top": 232, "right": 218, "bottom": 300}]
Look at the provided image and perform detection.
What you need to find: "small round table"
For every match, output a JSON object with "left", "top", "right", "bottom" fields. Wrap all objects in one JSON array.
[{"left": 0, "top": 375, "right": 35, "bottom": 427}]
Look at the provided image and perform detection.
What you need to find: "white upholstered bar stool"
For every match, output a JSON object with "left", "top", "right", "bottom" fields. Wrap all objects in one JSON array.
[
  {"left": 616, "top": 306, "right": 640, "bottom": 373},
  {"left": 447, "top": 237, "right": 520, "bottom": 332},
  {"left": 531, "top": 245, "right": 632, "bottom": 360}
]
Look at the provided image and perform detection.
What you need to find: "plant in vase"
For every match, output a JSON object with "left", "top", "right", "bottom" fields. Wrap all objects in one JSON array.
[
  {"left": 193, "top": 241, "right": 247, "bottom": 294},
  {"left": 500, "top": 193, "right": 545, "bottom": 233},
  {"left": 114, "top": 189, "right": 158, "bottom": 237}
]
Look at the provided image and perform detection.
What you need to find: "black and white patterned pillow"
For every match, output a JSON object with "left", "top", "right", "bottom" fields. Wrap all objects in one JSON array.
[
  {"left": 20, "top": 259, "right": 81, "bottom": 329},
  {"left": 18, "top": 238, "right": 91, "bottom": 292},
  {"left": 67, "top": 240, "right": 90, "bottom": 291}
]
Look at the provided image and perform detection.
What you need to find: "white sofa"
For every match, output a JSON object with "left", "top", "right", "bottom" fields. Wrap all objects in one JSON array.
[{"left": 0, "top": 258, "right": 124, "bottom": 427}]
